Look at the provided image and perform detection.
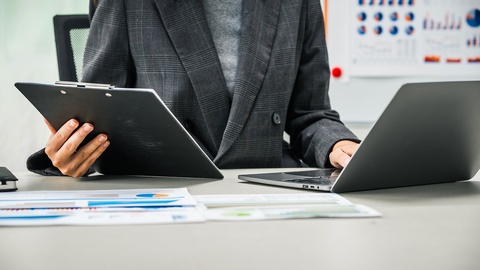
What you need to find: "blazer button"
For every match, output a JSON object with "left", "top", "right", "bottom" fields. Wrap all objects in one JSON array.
[{"left": 272, "top": 113, "right": 282, "bottom": 125}]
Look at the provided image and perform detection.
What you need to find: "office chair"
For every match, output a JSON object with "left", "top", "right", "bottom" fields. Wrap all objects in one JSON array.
[{"left": 53, "top": 14, "right": 90, "bottom": 82}]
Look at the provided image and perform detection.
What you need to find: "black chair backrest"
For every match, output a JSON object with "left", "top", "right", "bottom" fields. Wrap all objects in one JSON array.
[{"left": 53, "top": 14, "right": 90, "bottom": 82}]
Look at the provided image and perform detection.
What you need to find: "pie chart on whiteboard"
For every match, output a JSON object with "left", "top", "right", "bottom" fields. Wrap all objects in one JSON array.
[{"left": 466, "top": 9, "right": 480, "bottom": 28}]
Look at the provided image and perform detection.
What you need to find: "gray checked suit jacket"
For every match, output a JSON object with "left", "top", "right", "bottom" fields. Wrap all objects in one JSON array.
[
  {"left": 27, "top": 0, "right": 359, "bottom": 175},
  {"left": 83, "top": 0, "right": 359, "bottom": 169}
]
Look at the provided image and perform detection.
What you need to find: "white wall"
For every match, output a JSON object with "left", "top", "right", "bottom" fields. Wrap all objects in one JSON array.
[{"left": 0, "top": 0, "right": 88, "bottom": 171}]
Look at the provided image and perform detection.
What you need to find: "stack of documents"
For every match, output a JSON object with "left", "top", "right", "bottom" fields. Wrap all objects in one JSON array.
[
  {"left": 0, "top": 189, "right": 380, "bottom": 226},
  {"left": 0, "top": 188, "right": 204, "bottom": 226}
]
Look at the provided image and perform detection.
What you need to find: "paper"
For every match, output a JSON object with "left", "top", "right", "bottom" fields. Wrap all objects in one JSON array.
[
  {"left": 0, "top": 207, "right": 205, "bottom": 226},
  {"left": 0, "top": 190, "right": 381, "bottom": 226},
  {"left": 0, "top": 188, "right": 197, "bottom": 209},
  {"left": 204, "top": 204, "right": 381, "bottom": 221},
  {"left": 194, "top": 193, "right": 352, "bottom": 208},
  {"left": 0, "top": 188, "right": 203, "bottom": 226},
  {"left": 195, "top": 194, "right": 381, "bottom": 221}
]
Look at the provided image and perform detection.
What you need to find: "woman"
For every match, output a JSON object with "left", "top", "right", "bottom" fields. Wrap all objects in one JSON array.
[{"left": 30, "top": 0, "right": 360, "bottom": 177}]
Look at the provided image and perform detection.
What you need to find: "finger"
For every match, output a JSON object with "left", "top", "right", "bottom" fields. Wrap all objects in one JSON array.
[
  {"left": 340, "top": 145, "right": 358, "bottom": 156},
  {"left": 54, "top": 134, "right": 109, "bottom": 178},
  {"left": 330, "top": 141, "right": 359, "bottom": 168},
  {"left": 71, "top": 133, "right": 108, "bottom": 164},
  {"left": 337, "top": 153, "right": 352, "bottom": 168},
  {"left": 72, "top": 139, "right": 110, "bottom": 178},
  {"left": 47, "top": 119, "right": 80, "bottom": 152},
  {"left": 56, "top": 134, "right": 108, "bottom": 177},
  {"left": 329, "top": 149, "right": 351, "bottom": 169},
  {"left": 58, "top": 123, "right": 94, "bottom": 156},
  {"left": 44, "top": 118, "right": 57, "bottom": 135},
  {"left": 47, "top": 122, "right": 93, "bottom": 171}
]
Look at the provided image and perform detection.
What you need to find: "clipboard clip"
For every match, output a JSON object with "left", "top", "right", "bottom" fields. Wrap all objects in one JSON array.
[{"left": 55, "top": 81, "right": 115, "bottom": 89}]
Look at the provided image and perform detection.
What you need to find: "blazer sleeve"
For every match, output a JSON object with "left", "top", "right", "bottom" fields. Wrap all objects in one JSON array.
[{"left": 286, "top": 0, "right": 360, "bottom": 168}]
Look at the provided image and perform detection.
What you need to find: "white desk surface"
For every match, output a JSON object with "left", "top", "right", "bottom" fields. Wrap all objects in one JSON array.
[{"left": 1, "top": 169, "right": 479, "bottom": 270}]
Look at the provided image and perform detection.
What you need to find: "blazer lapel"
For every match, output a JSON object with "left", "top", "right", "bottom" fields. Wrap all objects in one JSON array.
[
  {"left": 154, "top": 0, "right": 230, "bottom": 152},
  {"left": 215, "top": 0, "right": 282, "bottom": 161}
]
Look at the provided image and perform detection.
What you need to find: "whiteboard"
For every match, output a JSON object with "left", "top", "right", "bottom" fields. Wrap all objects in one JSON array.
[{"left": 325, "top": 0, "right": 480, "bottom": 123}]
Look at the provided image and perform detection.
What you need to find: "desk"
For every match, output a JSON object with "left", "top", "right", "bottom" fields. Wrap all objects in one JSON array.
[{"left": 1, "top": 169, "right": 479, "bottom": 270}]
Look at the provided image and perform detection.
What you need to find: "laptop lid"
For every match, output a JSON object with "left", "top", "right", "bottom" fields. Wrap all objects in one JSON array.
[
  {"left": 15, "top": 81, "right": 223, "bottom": 179},
  {"left": 240, "top": 81, "right": 480, "bottom": 192}
]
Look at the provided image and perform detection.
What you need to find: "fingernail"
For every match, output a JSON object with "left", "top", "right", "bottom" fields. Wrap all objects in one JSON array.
[
  {"left": 98, "top": 135, "right": 107, "bottom": 142},
  {"left": 83, "top": 124, "right": 93, "bottom": 132},
  {"left": 69, "top": 119, "right": 77, "bottom": 127}
]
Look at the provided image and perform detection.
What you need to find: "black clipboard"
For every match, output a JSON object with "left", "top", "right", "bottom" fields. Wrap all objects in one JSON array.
[{"left": 15, "top": 81, "right": 223, "bottom": 179}]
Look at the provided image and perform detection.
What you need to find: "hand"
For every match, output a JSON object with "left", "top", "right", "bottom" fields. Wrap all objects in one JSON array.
[
  {"left": 329, "top": 140, "right": 359, "bottom": 169},
  {"left": 44, "top": 119, "right": 110, "bottom": 177}
]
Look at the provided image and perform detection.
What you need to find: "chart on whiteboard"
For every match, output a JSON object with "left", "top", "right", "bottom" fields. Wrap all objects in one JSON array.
[{"left": 350, "top": 0, "right": 480, "bottom": 77}]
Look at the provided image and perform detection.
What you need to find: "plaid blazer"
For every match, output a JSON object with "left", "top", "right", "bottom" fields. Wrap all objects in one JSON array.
[{"left": 81, "top": 0, "right": 358, "bottom": 169}]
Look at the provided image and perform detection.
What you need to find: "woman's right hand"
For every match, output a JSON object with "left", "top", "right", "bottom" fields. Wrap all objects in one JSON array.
[{"left": 44, "top": 118, "right": 110, "bottom": 177}]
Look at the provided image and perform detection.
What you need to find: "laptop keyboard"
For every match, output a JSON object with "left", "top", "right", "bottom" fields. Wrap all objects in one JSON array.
[{"left": 283, "top": 176, "right": 333, "bottom": 186}]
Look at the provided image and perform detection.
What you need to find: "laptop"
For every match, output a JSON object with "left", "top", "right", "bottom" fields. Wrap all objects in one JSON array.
[
  {"left": 15, "top": 81, "right": 223, "bottom": 179},
  {"left": 239, "top": 81, "right": 480, "bottom": 192}
]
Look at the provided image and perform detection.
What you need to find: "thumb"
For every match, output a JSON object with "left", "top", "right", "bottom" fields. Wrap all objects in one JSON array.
[{"left": 44, "top": 118, "right": 57, "bottom": 135}]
